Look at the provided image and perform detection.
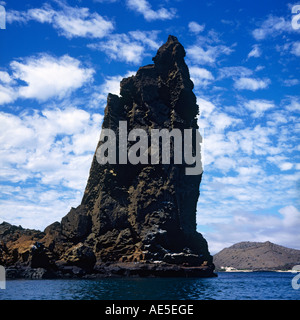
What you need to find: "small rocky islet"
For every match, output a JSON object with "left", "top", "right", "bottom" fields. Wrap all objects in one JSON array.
[{"left": 0, "top": 36, "right": 216, "bottom": 279}]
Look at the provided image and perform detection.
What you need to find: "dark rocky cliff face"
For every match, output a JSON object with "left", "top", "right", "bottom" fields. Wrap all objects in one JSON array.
[
  {"left": 0, "top": 36, "right": 215, "bottom": 278},
  {"left": 77, "top": 35, "right": 210, "bottom": 265}
]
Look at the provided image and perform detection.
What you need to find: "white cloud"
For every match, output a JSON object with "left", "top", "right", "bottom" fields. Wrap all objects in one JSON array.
[
  {"left": 0, "top": 113, "right": 34, "bottom": 152},
  {"left": 0, "top": 54, "right": 94, "bottom": 104},
  {"left": 53, "top": 6, "right": 114, "bottom": 39},
  {"left": 89, "top": 70, "right": 136, "bottom": 107},
  {"left": 202, "top": 132, "right": 239, "bottom": 163},
  {"left": 7, "top": 2, "right": 114, "bottom": 39},
  {"left": 0, "top": 84, "right": 17, "bottom": 104},
  {"left": 278, "top": 162, "right": 294, "bottom": 171},
  {"left": 2, "top": 52, "right": 94, "bottom": 105},
  {"left": 0, "top": 107, "right": 103, "bottom": 228},
  {"left": 244, "top": 99, "right": 275, "bottom": 117},
  {"left": 6, "top": 10, "right": 28, "bottom": 24},
  {"left": 101, "top": 70, "right": 136, "bottom": 96},
  {"left": 195, "top": 94, "right": 299, "bottom": 254},
  {"left": 291, "top": 41, "right": 300, "bottom": 56},
  {"left": 198, "top": 98, "right": 286, "bottom": 171},
  {"left": 218, "top": 66, "right": 253, "bottom": 79},
  {"left": 201, "top": 205, "right": 300, "bottom": 254},
  {"left": 126, "top": 0, "right": 176, "bottom": 21},
  {"left": 188, "top": 21, "right": 205, "bottom": 34},
  {"left": 217, "top": 67, "right": 270, "bottom": 91},
  {"left": 247, "top": 44, "right": 262, "bottom": 58},
  {"left": 252, "top": 15, "right": 295, "bottom": 40},
  {"left": 187, "top": 44, "right": 233, "bottom": 65},
  {"left": 198, "top": 97, "right": 216, "bottom": 117},
  {"left": 0, "top": 71, "right": 13, "bottom": 84},
  {"left": 189, "top": 66, "right": 214, "bottom": 87},
  {"left": 279, "top": 205, "right": 300, "bottom": 228},
  {"left": 267, "top": 155, "right": 287, "bottom": 164},
  {"left": 0, "top": 198, "right": 75, "bottom": 230},
  {"left": 283, "top": 78, "right": 299, "bottom": 87},
  {"left": 129, "top": 30, "right": 161, "bottom": 50},
  {"left": 0, "top": 71, "right": 17, "bottom": 104},
  {"left": 286, "top": 98, "right": 300, "bottom": 112},
  {"left": 27, "top": 7, "right": 55, "bottom": 23},
  {"left": 234, "top": 77, "right": 270, "bottom": 91},
  {"left": 195, "top": 105, "right": 299, "bottom": 253},
  {"left": 237, "top": 125, "right": 277, "bottom": 155},
  {"left": 213, "top": 157, "right": 236, "bottom": 173},
  {"left": 88, "top": 31, "right": 161, "bottom": 64},
  {"left": 210, "top": 113, "right": 242, "bottom": 131}
]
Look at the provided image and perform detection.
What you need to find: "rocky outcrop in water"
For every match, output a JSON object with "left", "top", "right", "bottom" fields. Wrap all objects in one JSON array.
[{"left": 0, "top": 36, "right": 215, "bottom": 278}]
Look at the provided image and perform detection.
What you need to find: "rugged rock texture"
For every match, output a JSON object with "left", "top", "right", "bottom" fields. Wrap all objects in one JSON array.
[
  {"left": 79, "top": 35, "right": 210, "bottom": 266},
  {"left": 0, "top": 36, "right": 215, "bottom": 278},
  {"left": 214, "top": 241, "right": 300, "bottom": 271}
]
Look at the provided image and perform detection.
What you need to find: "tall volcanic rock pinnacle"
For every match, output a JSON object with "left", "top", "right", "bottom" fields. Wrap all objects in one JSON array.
[
  {"left": 0, "top": 36, "right": 215, "bottom": 278},
  {"left": 75, "top": 35, "right": 213, "bottom": 269}
]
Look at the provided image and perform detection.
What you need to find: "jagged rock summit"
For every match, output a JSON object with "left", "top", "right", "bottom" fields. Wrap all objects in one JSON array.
[{"left": 0, "top": 36, "right": 215, "bottom": 278}]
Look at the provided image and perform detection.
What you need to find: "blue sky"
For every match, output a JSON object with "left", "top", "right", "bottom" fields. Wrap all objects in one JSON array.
[{"left": 0, "top": 0, "right": 299, "bottom": 254}]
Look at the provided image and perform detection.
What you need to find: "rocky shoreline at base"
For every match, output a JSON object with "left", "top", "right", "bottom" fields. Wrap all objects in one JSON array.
[{"left": 5, "top": 262, "right": 217, "bottom": 279}]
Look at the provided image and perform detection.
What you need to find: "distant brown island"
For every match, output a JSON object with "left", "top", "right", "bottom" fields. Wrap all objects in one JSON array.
[{"left": 213, "top": 241, "right": 300, "bottom": 271}]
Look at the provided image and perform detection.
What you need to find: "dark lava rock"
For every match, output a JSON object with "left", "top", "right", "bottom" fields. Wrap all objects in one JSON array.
[
  {"left": 61, "top": 205, "right": 92, "bottom": 241},
  {"left": 79, "top": 35, "right": 212, "bottom": 267},
  {"left": 6, "top": 267, "right": 57, "bottom": 279},
  {"left": 0, "top": 36, "right": 215, "bottom": 278}
]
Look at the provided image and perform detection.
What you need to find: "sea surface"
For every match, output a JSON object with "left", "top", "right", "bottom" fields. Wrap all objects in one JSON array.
[{"left": 0, "top": 272, "right": 299, "bottom": 300}]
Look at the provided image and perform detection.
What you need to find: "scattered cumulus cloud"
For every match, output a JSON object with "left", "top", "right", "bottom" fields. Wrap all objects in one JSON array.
[
  {"left": 0, "top": 54, "right": 94, "bottom": 104},
  {"left": 247, "top": 44, "right": 262, "bottom": 58},
  {"left": 195, "top": 93, "right": 299, "bottom": 253},
  {"left": 234, "top": 77, "right": 270, "bottom": 91},
  {"left": 0, "top": 71, "right": 13, "bottom": 84},
  {"left": 201, "top": 205, "right": 300, "bottom": 254},
  {"left": 252, "top": 15, "right": 295, "bottom": 40},
  {"left": 218, "top": 66, "right": 253, "bottom": 79},
  {"left": 244, "top": 99, "right": 275, "bottom": 117},
  {"left": 0, "top": 84, "right": 16, "bottom": 105},
  {"left": 126, "top": 0, "right": 176, "bottom": 21},
  {"left": 7, "top": 2, "right": 114, "bottom": 39},
  {"left": 88, "top": 31, "right": 161, "bottom": 64},
  {"left": 285, "top": 98, "right": 300, "bottom": 112},
  {"left": 283, "top": 78, "right": 299, "bottom": 87},
  {"left": 189, "top": 66, "right": 214, "bottom": 87},
  {"left": 187, "top": 44, "right": 233, "bottom": 65},
  {"left": 188, "top": 21, "right": 205, "bottom": 34},
  {"left": 0, "top": 108, "right": 103, "bottom": 229},
  {"left": 278, "top": 162, "right": 294, "bottom": 171},
  {"left": 216, "top": 67, "right": 270, "bottom": 91},
  {"left": 12, "top": 54, "right": 94, "bottom": 101},
  {"left": 291, "top": 41, "right": 300, "bottom": 56},
  {"left": 89, "top": 70, "right": 136, "bottom": 107}
]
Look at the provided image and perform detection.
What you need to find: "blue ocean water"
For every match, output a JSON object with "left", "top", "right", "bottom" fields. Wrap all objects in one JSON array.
[{"left": 0, "top": 272, "right": 299, "bottom": 300}]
